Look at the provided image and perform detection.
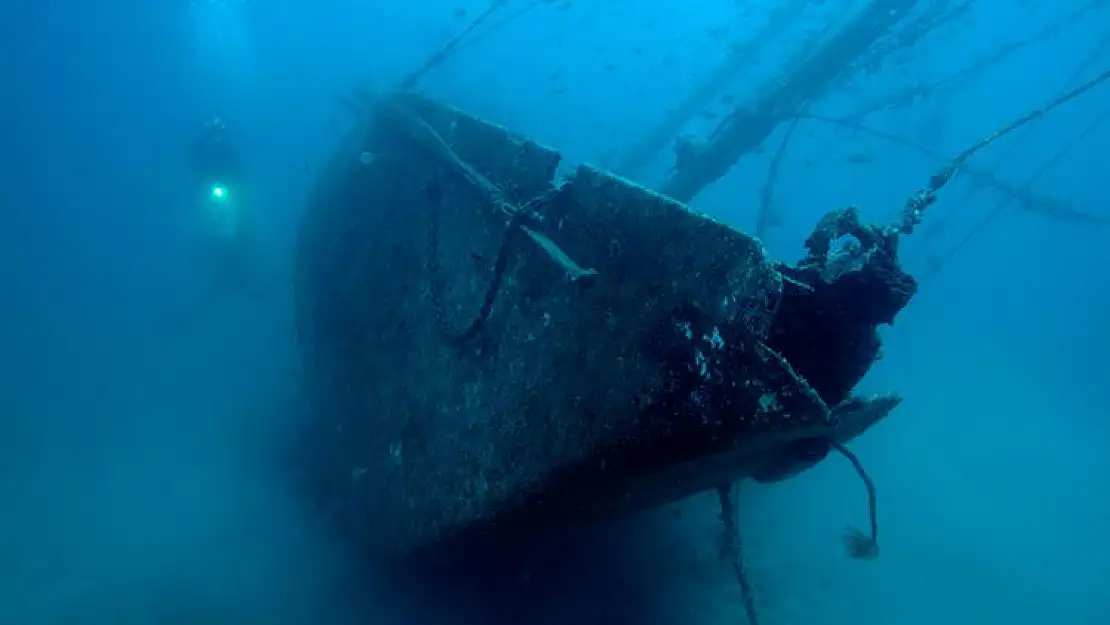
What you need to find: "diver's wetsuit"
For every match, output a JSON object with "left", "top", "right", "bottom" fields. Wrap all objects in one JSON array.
[
  {"left": 189, "top": 118, "right": 242, "bottom": 188},
  {"left": 178, "top": 119, "right": 267, "bottom": 325}
]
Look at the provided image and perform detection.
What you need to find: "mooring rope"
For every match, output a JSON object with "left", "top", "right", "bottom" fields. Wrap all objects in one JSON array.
[
  {"left": 926, "top": 35, "right": 1110, "bottom": 272},
  {"left": 447, "top": 0, "right": 554, "bottom": 58},
  {"left": 931, "top": 102, "right": 1110, "bottom": 273},
  {"left": 713, "top": 436, "right": 880, "bottom": 625},
  {"left": 717, "top": 483, "right": 760, "bottom": 625},
  {"left": 895, "top": 66, "right": 1110, "bottom": 235},
  {"left": 830, "top": 441, "right": 880, "bottom": 560},
  {"left": 401, "top": 1, "right": 512, "bottom": 89}
]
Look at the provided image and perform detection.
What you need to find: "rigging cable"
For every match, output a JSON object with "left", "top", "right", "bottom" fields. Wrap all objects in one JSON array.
[{"left": 401, "top": 1, "right": 513, "bottom": 88}]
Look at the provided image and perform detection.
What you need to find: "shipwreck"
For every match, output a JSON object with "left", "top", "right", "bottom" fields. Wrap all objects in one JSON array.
[{"left": 292, "top": 90, "right": 915, "bottom": 565}]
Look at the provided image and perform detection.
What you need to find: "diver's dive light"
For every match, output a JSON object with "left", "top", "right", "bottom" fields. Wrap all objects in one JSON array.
[
  {"left": 204, "top": 182, "right": 240, "bottom": 236},
  {"left": 210, "top": 184, "right": 230, "bottom": 201}
]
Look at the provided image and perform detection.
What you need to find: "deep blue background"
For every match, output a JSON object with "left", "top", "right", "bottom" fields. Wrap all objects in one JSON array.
[{"left": 1, "top": 1, "right": 1107, "bottom": 623}]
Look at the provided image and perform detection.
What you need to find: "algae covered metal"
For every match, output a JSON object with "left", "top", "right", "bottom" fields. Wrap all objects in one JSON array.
[{"left": 293, "top": 91, "right": 915, "bottom": 561}]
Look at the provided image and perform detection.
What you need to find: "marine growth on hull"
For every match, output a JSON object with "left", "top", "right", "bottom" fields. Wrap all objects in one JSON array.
[{"left": 295, "top": 90, "right": 905, "bottom": 572}]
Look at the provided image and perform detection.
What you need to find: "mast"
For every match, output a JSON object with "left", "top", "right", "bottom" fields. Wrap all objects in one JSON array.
[
  {"left": 660, "top": 0, "right": 924, "bottom": 203},
  {"left": 616, "top": 0, "right": 811, "bottom": 175}
]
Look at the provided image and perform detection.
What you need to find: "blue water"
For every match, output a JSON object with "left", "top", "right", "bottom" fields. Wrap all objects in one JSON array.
[{"left": 1, "top": 0, "right": 1108, "bottom": 623}]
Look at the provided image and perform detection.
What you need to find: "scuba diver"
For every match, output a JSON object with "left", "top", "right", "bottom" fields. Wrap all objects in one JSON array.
[{"left": 176, "top": 117, "right": 272, "bottom": 326}]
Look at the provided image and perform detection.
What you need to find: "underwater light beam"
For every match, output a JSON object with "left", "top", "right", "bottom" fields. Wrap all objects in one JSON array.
[{"left": 186, "top": 0, "right": 258, "bottom": 102}]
